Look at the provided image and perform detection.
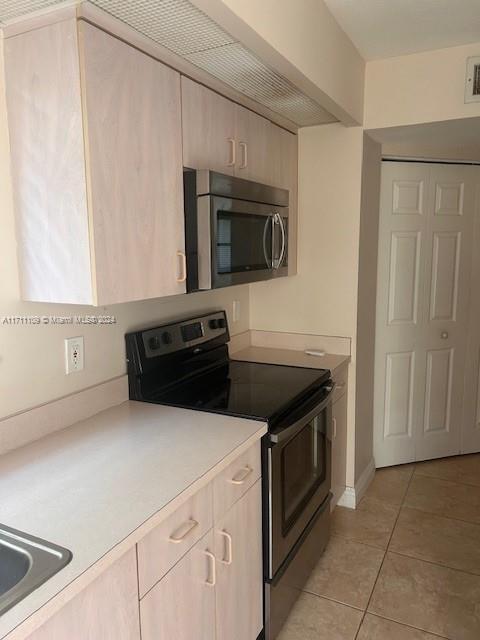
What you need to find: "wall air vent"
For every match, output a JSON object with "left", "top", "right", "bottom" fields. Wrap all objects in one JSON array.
[
  {"left": 0, "top": 0, "right": 337, "bottom": 127},
  {"left": 465, "top": 56, "right": 480, "bottom": 103}
]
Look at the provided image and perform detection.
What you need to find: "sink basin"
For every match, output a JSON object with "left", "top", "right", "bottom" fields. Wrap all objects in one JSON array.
[{"left": 0, "top": 524, "right": 72, "bottom": 616}]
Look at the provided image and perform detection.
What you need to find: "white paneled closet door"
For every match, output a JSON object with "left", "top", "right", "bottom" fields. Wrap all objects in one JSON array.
[{"left": 374, "top": 161, "right": 477, "bottom": 467}]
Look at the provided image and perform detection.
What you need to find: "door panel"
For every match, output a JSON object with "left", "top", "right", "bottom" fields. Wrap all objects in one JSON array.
[
  {"left": 234, "top": 105, "right": 271, "bottom": 184},
  {"left": 79, "top": 23, "right": 185, "bottom": 305},
  {"left": 384, "top": 351, "right": 415, "bottom": 439},
  {"left": 424, "top": 348, "right": 453, "bottom": 434},
  {"left": 375, "top": 162, "right": 476, "bottom": 466},
  {"left": 388, "top": 231, "right": 421, "bottom": 325},
  {"left": 429, "top": 232, "right": 460, "bottom": 321},
  {"left": 214, "top": 481, "right": 263, "bottom": 640}
]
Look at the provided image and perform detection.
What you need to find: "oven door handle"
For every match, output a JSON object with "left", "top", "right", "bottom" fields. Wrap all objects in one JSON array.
[{"left": 269, "top": 383, "right": 336, "bottom": 444}]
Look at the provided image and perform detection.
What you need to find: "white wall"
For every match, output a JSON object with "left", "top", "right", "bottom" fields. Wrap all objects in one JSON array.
[
  {"left": 192, "top": 0, "right": 365, "bottom": 125},
  {"left": 355, "top": 134, "right": 381, "bottom": 482},
  {"left": 0, "top": 46, "right": 249, "bottom": 420},
  {"left": 365, "top": 41, "right": 480, "bottom": 130},
  {"left": 249, "top": 123, "right": 379, "bottom": 487}
]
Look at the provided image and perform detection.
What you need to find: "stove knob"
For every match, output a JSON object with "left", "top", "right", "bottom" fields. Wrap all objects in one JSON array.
[
  {"left": 217, "top": 317, "right": 226, "bottom": 329},
  {"left": 209, "top": 319, "right": 219, "bottom": 330},
  {"left": 148, "top": 336, "right": 161, "bottom": 351},
  {"left": 161, "top": 331, "right": 173, "bottom": 345}
]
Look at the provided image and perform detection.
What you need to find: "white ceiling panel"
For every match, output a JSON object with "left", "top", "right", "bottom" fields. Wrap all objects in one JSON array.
[{"left": 325, "top": 0, "right": 480, "bottom": 60}]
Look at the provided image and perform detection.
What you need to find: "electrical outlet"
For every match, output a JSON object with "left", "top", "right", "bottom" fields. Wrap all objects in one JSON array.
[
  {"left": 233, "top": 300, "right": 241, "bottom": 322},
  {"left": 65, "top": 336, "right": 84, "bottom": 374}
]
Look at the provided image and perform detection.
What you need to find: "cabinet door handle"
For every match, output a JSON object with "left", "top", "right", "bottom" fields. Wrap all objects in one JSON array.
[
  {"left": 239, "top": 142, "right": 248, "bottom": 169},
  {"left": 168, "top": 519, "right": 199, "bottom": 544},
  {"left": 204, "top": 550, "right": 216, "bottom": 586},
  {"left": 332, "top": 417, "right": 337, "bottom": 440},
  {"left": 336, "top": 383, "right": 346, "bottom": 390},
  {"left": 230, "top": 465, "right": 253, "bottom": 485},
  {"left": 176, "top": 250, "right": 187, "bottom": 283},
  {"left": 219, "top": 530, "right": 233, "bottom": 565},
  {"left": 227, "top": 138, "right": 236, "bottom": 166}
]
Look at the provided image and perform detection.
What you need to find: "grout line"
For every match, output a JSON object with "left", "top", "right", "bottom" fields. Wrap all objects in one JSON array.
[
  {"left": 327, "top": 532, "right": 388, "bottom": 553},
  {"left": 365, "top": 612, "right": 451, "bottom": 639},
  {"left": 353, "top": 472, "right": 416, "bottom": 640},
  {"left": 413, "top": 468, "right": 480, "bottom": 490},
  {"left": 387, "top": 549, "right": 480, "bottom": 579},
  {"left": 300, "top": 588, "right": 365, "bottom": 612}
]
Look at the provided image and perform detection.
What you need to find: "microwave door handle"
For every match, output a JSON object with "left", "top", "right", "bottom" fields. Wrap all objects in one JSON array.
[
  {"left": 276, "top": 213, "right": 286, "bottom": 268},
  {"left": 263, "top": 214, "right": 273, "bottom": 268},
  {"left": 269, "top": 384, "right": 336, "bottom": 444}
]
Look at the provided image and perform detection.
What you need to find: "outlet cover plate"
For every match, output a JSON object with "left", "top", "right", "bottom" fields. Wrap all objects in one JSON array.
[{"left": 65, "top": 336, "right": 84, "bottom": 374}]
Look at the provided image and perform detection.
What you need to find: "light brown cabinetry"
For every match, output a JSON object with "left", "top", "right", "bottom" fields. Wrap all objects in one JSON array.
[
  {"left": 234, "top": 104, "right": 271, "bottom": 184},
  {"left": 5, "top": 19, "right": 185, "bottom": 305},
  {"left": 140, "top": 530, "right": 217, "bottom": 640},
  {"left": 215, "top": 480, "right": 263, "bottom": 640},
  {"left": 331, "top": 367, "right": 348, "bottom": 507},
  {"left": 24, "top": 550, "right": 140, "bottom": 640}
]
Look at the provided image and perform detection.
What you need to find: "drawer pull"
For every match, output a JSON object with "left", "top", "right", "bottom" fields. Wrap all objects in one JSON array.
[
  {"left": 336, "top": 383, "right": 346, "bottom": 390},
  {"left": 230, "top": 465, "right": 253, "bottom": 485},
  {"left": 205, "top": 550, "right": 216, "bottom": 586},
  {"left": 219, "top": 530, "right": 233, "bottom": 565},
  {"left": 168, "top": 519, "right": 199, "bottom": 544}
]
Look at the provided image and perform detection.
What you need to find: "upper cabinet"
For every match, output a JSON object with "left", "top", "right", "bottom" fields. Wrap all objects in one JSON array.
[{"left": 5, "top": 20, "right": 186, "bottom": 305}]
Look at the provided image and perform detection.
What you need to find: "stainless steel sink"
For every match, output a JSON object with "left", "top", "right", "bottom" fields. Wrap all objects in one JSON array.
[{"left": 0, "top": 524, "right": 72, "bottom": 616}]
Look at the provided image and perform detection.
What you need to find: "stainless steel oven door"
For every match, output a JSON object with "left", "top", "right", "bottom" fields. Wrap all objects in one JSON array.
[
  {"left": 265, "top": 383, "right": 334, "bottom": 579},
  {"left": 197, "top": 195, "right": 289, "bottom": 289}
]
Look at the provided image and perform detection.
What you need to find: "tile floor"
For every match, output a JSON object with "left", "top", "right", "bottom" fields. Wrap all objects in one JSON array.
[{"left": 277, "top": 453, "right": 480, "bottom": 640}]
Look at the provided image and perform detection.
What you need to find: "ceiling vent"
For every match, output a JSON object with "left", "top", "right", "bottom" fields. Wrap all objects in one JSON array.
[
  {"left": 0, "top": 0, "right": 337, "bottom": 127},
  {"left": 465, "top": 56, "right": 480, "bottom": 103}
]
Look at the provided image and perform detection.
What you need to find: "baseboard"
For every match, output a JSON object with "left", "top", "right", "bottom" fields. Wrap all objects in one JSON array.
[{"left": 335, "top": 458, "right": 376, "bottom": 510}]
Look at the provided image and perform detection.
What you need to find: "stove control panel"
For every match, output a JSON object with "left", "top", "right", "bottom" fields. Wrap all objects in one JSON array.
[{"left": 140, "top": 311, "right": 228, "bottom": 358}]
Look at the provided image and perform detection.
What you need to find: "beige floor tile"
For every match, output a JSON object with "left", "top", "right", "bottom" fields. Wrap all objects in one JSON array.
[
  {"left": 357, "top": 614, "right": 444, "bottom": 639},
  {"left": 365, "top": 464, "right": 414, "bottom": 506},
  {"left": 277, "top": 592, "right": 362, "bottom": 640},
  {"left": 331, "top": 497, "right": 399, "bottom": 549},
  {"left": 304, "top": 536, "right": 384, "bottom": 609},
  {"left": 415, "top": 454, "right": 480, "bottom": 487},
  {"left": 390, "top": 506, "right": 480, "bottom": 574},
  {"left": 404, "top": 475, "right": 480, "bottom": 524},
  {"left": 368, "top": 552, "right": 480, "bottom": 639}
]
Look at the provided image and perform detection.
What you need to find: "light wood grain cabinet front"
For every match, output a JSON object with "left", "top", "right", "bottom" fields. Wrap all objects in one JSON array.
[
  {"left": 140, "top": 530, "right": 216, "bottom": 640},
  {"left": 332, "top": 375, "right": 348, "bottom": 508},
  {"left": 137, "top": 482, "right": 213, "bottom": 597},
  {"left": 214, "top": 480, "right": 263, "bottom": 640},
  {"left": 24, "top": 550, "right": 140, "bottom": 640},
  {"left": 5, "top": 19, "right": 185, "bottom": 305}
]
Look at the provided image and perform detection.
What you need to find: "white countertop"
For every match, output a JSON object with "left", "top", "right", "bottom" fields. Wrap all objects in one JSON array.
[
  {"left": 0, "top": 401, "right": 266, "bottom": 638},
  {"left": 231, "top": 346, "right": 350, "bottom": 374}
]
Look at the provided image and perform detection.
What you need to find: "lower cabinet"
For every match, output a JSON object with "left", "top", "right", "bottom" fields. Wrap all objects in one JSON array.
[
  {"left": 24, "top": 549, "right": 140, "bottom": 640},
  {"left": 140, "top": 530, "right": 216, "bottom": 640},
  {"left": 215, "top": 480, "right": 263, "bottom": 640},
  {"left": 140, "top": 479, "right": 263, "bottom": 640},
  {"left": 332, "top": 378, "right": 348, "bottom": 507}
]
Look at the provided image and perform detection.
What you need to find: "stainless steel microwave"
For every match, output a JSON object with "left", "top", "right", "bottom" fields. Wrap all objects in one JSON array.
[{"left": 184, "top": 170, "right": 289, "bottom": 291}]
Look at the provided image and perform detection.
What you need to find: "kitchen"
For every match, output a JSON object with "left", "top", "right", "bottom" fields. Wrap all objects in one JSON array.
[{"left": 1, "top": 1, "right": 480, "bottom": 640}]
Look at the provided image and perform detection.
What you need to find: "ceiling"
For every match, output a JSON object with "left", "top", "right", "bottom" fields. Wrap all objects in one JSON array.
[
  {"left": 324, "top": 0, "right": 480, "bottom": 60},
  {"left": 368, "top": 117, "right": 480, "bottom": 161}
]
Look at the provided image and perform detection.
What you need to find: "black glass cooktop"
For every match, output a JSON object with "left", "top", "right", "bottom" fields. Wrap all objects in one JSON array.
[{"left": 146, "top": 359, "right": 330, "bottom": 423}]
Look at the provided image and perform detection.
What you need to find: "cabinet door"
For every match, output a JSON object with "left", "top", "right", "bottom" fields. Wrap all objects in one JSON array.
[
  {"left": 235, "top": 105, "right": 272, "bottom": 184},
  {"left": 215, "top": 480, "right": 263, "bottom": 640},
  {"left": 25, "top": 550, "right": 140, "bottom": 640},
  {"left": 79, "top": 22, "right": 185, "bottom": 305},
  {"left": 332, "top": 392, "right": 348, "bottom": 508},
  {"left": 140, "top": 530, "right": 216, "bottom": 640},
  {"left": 181, "top": 77, "right": 236, "bottom": 175},
  {"left": 269, "top": 125, "right": 298, "bottom": 275}
]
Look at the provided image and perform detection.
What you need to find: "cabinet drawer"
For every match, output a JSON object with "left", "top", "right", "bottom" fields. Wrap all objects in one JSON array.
[
  {"left": 332, "top": 365, "right": 348, "bottom": 403},
  {"left": 140, "top": 530, "right": 216, "bottom": 640},
  {"left": 213, "top": 442, "right": 261, "bottom": 521},
  {"left": 137, "top": 482, "right": 213, "bottom": 597}
]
